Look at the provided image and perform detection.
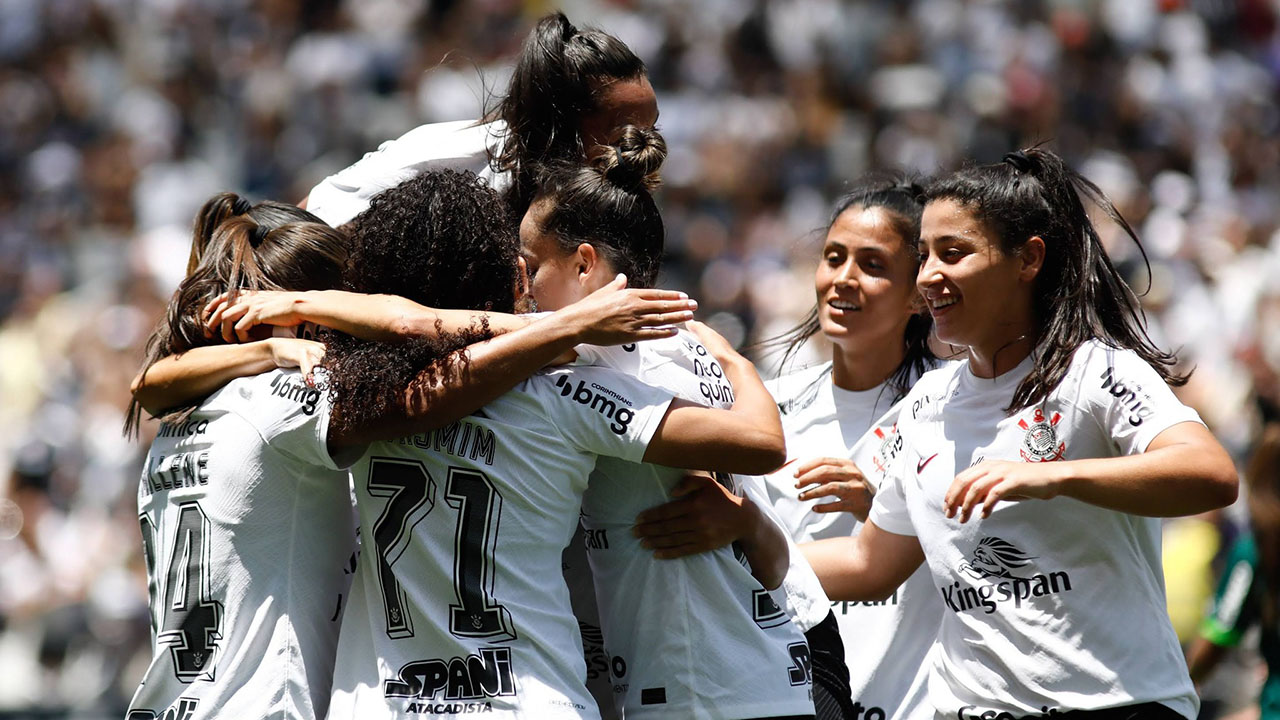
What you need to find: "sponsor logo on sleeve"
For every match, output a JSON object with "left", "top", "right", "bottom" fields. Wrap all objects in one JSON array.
[
  {"left": 555, "top": 375, "right": 635, "bottom": 435},
  {"left": 941, "top": 537, "right": 1073, "bottom": 614},
  {"left": 386, "top": 647, "right": 515, "bottom": 713},
  {"left": 1098, "top": 365, "right": 1154, "bottom": 426},
  {"left": 1017, "top": 408, "right": 1065, "bottom": 462}
]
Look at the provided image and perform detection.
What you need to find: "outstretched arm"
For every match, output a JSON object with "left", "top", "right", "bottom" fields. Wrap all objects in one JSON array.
[
  {"left": 131, "top": 338, "right": 324, "bottom": 416},
  {"left": 801, "top": 521, "right": 925, "bottom": 602},
  {"left": 330, "top": 277, "right": 697, "bottom": 445},
  {"left": 640, "top": 322, "right": 786, "bottom": 475},
  {"left": 944, "top": 422, "right": 1238, "bottom": 522},
  {"left": 204, "top": 289, "right": 531, "bottom": 344}
]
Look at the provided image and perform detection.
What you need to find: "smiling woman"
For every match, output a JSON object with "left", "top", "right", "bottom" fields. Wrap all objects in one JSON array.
[{"left": 804, "top": 147, "right": 1237, "bottom": 719}]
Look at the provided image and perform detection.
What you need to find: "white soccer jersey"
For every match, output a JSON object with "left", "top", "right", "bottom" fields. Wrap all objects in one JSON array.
[
  {"left": 574, "top": 334, "right": 816, "bottom": 720},
  {"left": 763, "top": 363, "right": 940, "bottom": 720},
  {"left": 869, "top": 340, "right": 1202, "bottom": 718},
  {"left": 306, "top": 119, "right": 509, "bottom": 228},
  {"left": 326, "top": 365, "right": 673, "bottom": 719},
  {"left": 129, "top": 369, "right": 357, "bottom": 720}
]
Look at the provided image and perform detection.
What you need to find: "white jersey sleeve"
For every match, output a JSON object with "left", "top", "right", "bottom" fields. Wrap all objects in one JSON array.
[
  {"left": 530, "top": 366, "right": 673, "bottom": 462},
  {"left": 867, "top": 416, "right": 917, "bottom": 537},
  {"left": 244, "top": 369, "right": 351, "bottom": 471},
  {"left": 1073, "top": 343, "right": 1203, "bottom": 454},
  {"left": 306, "top": 119, "right": 508, "bottom": 227}
]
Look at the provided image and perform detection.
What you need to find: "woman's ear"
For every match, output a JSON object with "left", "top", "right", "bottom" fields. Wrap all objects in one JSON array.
[
  {"left": 1019, "top": 236, "right": 1046, "bottom": 283},
  {"left": 576, "top": 243, "right": 599, "bottom": 283},
  {"left": 516, "top": 256, "right": 531, "bottom": 299}
]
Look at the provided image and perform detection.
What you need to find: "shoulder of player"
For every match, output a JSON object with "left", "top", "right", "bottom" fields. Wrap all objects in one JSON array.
[
  {"left": 768, "top": 362, "right": 834, "bottom": 413},
  {"left": 897, "top": 360, "right": 963, "bottom": 423},
  {"left": 205, "top": 368, "right": 327, "bottom": 427}
]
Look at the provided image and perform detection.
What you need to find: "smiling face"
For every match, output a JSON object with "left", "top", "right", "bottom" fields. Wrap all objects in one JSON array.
[
  {"left": 916, "top": 199, "right": 1039, "bottom": 364},
  {"left": 815, "top": 206, "right": 920, "bottom": 355}
]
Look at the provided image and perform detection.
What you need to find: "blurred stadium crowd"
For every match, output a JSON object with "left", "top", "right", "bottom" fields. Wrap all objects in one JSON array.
[{"left": 0, "top": 0, "right": 1277, "bottom": 716}]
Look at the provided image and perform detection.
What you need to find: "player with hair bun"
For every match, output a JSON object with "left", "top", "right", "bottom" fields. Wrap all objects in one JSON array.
[
  {"left": 805, "top": 147, "right": 1238, "bottom": 719},
  {"left": 522, "top": 126, "right": 818, "bottom": 720}
]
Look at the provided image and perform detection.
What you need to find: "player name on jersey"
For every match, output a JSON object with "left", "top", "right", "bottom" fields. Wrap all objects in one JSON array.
[
  {"left": 397, "top": 419, "right": 498, "bottom": 466},
  {"left": 141, "top": 450, "right": 209, "bottom": 496}
]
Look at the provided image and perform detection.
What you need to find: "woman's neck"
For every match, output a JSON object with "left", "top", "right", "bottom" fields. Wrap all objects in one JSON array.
[
  {"left": 966, "top": 333, "right": 1035, "bottom": 379},
  {"left": 830, "top": 340, "right": 906, "bottom": 392}
]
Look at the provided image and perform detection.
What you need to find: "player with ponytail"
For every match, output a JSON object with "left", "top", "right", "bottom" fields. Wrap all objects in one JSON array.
[{"left": 805, "top": 147, "right": 1237, "bottom": 719}]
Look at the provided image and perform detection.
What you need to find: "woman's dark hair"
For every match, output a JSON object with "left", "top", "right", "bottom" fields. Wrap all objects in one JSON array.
[
  {"left": 771, "top": 174, "right": 934, "bottom": 403},
  {"left": 486, "top": 11, "right": 647, "bottom": 213},
  {"left": 1247, "top": 423, "right": 1280, "bottom": 635},
  {"left": 924, "top": 146, "right": 1186, "bottom": 413},
  {"left": 323, "top": 169, "right": 521, "bottom": 436},
  {"left": 125, "top": 194, "right": 347, "bottom": 436},
  {"left": 532, "top": 125, "right": 666, "bottom": 289}
]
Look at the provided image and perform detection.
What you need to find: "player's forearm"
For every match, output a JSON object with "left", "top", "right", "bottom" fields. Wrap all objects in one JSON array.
[
  {"left": 292, "top": 291, "right": 528, "bottom": 343},
  {"left": 735, "top": 496, "right": 789, "bottom": 590},
  {"left": 801, "top": 524, "right": 922, "bottom": 602},
  {"left": 1054, "top": 429, "right": 1237, "bottom": 516},
  {"left": 131, "top": 343, "right": 277, "bottom": 415},
  {"left": 335, "top": 314, "right": 584, "bottom": 444},
  {"left": 721, "top": 356, "right": 786, "bottom": 469}
]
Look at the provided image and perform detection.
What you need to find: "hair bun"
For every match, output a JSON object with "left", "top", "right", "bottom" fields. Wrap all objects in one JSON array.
[
  {"left": 231, "top": 195, "right": 253, "bottom": 215},
  {"left": 598, "top": 125, "right": 668, "bottom": 192}
]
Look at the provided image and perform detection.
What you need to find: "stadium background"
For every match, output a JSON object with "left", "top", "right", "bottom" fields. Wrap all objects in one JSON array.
[{"left": 0, "top": 0, "right": 1275, "bottom": 716}]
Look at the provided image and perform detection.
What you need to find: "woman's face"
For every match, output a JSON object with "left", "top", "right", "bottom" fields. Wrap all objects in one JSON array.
[
  {"left": 579, "top": 75, "right": 659, "bottom": 155},
  {"left": 916, "top": 199, "right": 1035, "bottom": 355},
  {"left": 519, "top": 196, "right": 590, "bottom": 311},
  {"left": 815, "top": 206, "right": 920, "bottom": 354}
]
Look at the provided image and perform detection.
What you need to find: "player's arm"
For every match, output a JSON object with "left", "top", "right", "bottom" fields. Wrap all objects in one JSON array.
[
  {"left": 640, "top": 322, "right": 786, "bottom": 475},
  {"left": 203, "top": 288, "right": 534, "bottom": 344},
  {"left": 801, "top": 521, "right": 924, "bottom": 601},
  {"left": 943, "top": 422, "right": 1238, "bottom": 522},
  {"left": 634, "top": 474, "right": 789, "bottom": 589},
  {"left": 329, "top": 277, "right": 696, "bottom": 446},
  {"left": 131, "top": 338, "right": 323, "bottom": 416}
]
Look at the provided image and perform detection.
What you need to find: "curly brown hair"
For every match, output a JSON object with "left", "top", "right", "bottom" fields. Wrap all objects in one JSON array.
[{"left": 323, "top": 169, "right": 522, "bottom": 436}]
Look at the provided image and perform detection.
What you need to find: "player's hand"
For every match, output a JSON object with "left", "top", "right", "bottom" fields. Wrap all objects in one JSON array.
[
  {"left": 793, "top": 456, "right": 874, "bottom": 522},
  {"left": 556, "top": 274, "right": 696, "bottom": 346},
  {"left": 943, "top": 460, "right": 1066, "bottom": 523},
  {"left": 266, "top": 338, "right": 326, "bottom": 382},
  {"left": 632, "top": 474, "right": 751, "bottom": 559},
  {"left": 204, "top": 290, "right": 308, "bottom": 343}
]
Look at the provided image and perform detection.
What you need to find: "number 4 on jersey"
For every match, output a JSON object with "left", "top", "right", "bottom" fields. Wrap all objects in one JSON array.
[{"left": 139, "top": 503, "right": 224, "bottom": 683}]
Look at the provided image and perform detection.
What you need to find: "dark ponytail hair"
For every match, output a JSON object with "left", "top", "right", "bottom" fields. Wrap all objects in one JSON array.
[
  {"left": 488, "top": 11, "right": 647, "bottom": 213},
  {"left": 532, "top": 125, "right": 667, "bottom": 288},
  {"left": 771, "top": 174, "right": 933, "bottom": 403},
  {"left": 923, "top": 146, "right": 1186, "bottom": 413},
  {"left": 125, "top": 195, "right": 347, "bottom": 436}
]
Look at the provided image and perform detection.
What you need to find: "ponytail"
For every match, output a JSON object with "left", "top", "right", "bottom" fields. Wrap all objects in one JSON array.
[
  {"left": 487, "top": 11, "right": 647, "bottom": 213},
  {"left": 924, "top": 146, "right": 1186, "bottom": 414},
  {"left": 125, "top": 196, "right": 346, "bottom": 437}
]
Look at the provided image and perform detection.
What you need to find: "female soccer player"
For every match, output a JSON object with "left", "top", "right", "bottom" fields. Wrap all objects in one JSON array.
[
  {"left": 310, "top": 169, "right": 793, "bottom": 718},
  {"left": 127, "top": 186, "right": 696, "bottom": 720},
  {"left": 756, "top": 178, "right": 941, "bottom": 720},
  {"left": 521, "top": 128, "right": 817, "bottom": 720},
  {"left": 304, "top": 11, "right": 656, "bottom": 227},
  {"left": 805, "top": 147, "right": 1238, "bottom": 719}
]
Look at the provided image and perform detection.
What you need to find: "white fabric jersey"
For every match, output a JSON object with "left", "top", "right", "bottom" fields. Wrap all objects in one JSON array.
[
  {"left": 306, "top": 119, "right": 508, "bottom": 228},
  {"left": 763, "top": 363, "right": 940, "bottom": 720},
  {"left": 575, "top": 334, "right": 816, "bottom": 720},
  {"left": 869, "top": 341, "right": 1202, "bottom": 718},
  {"left": 327, "top": 366, "right": 672, "bottom": 719},
  {"left": 129, "top": 369, "right": 356, "bottom": 720}
]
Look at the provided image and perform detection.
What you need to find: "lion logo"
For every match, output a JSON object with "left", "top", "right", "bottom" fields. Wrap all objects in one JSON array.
[{"left": 959, "top": 537, "right": 1037, "bottom": 580}]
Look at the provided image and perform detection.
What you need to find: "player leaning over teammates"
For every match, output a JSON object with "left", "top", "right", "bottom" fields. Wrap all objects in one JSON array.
[
  {"left": 304, "top": 11, "right": 656, "bottom": 228},
  {"left": 752, "top": 177, "right": 942, "bottom": 720},
  {"left": 311, "top": 169, "right": 791, "bottom": 719},
  {"left": 804, "top": 147, "right": 1238, "bottom": 719},
  {"left": 126, "top": 188, "right": 694, "bottom": 720},
  {"left": 519, "top": 130, "right": 818, "bottom": 720}
]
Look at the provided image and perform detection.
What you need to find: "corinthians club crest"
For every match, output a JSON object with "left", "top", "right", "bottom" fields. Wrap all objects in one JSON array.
[{"left": 1017, "top": 408, "right": 1065, "bottom": 462}]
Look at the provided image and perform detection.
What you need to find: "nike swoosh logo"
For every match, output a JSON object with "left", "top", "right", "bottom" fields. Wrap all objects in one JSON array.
[{"left": 916, "top": 453, "right": 939, "bottom": 473}]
